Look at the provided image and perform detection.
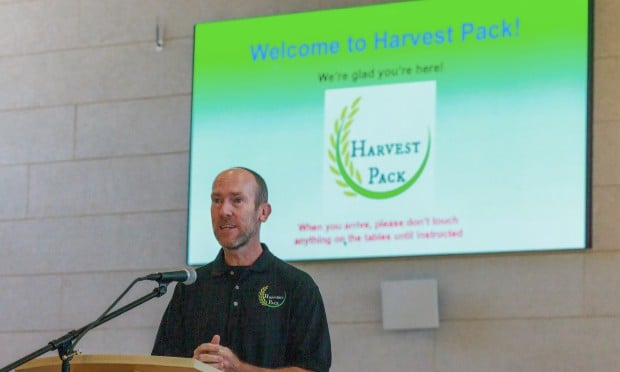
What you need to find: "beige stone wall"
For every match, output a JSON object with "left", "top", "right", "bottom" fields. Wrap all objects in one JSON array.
[{"left": 0, "top": 1, "right": 616, "bottom": 371}]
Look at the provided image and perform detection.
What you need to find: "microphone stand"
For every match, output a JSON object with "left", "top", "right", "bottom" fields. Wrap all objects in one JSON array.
[{"left": 1, "top": 282, "right": 168, "bottom": 372}]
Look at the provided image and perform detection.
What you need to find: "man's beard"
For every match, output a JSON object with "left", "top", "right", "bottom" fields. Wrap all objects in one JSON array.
[
  {"left": 215, "top": 222, "right": 258, "bottom": 250},
  {"left": 221, "top": 233, "right": 250, "bottom": 250}
]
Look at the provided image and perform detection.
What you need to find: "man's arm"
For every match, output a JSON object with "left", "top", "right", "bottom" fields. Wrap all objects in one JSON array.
[{"left": 285, "top": 279, "right": 331, "bottom": 372}]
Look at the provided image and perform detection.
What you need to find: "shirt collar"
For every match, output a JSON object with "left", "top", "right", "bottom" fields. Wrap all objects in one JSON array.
[{"left": 210, "top": 243, "right": 274, "bottom": 277}]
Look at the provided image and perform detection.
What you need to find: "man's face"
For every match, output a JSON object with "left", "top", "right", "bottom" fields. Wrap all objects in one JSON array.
[{"left": 210, "top": 169, "right": 266, "bottom": 250}]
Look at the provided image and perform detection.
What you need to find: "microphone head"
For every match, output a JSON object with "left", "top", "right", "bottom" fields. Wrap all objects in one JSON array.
[{"left": 183, "top": 266, "right": 198, "bottom": 285}]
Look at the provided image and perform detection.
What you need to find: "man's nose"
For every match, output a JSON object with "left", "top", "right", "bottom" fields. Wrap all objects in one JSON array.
[{"left": 220, "top": 200, "right": 233, "bottom": 216}]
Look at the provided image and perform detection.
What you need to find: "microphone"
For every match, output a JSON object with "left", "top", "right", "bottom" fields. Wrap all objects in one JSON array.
[{"left": 141, "top": 267, "right": 197, "bottom": 285}]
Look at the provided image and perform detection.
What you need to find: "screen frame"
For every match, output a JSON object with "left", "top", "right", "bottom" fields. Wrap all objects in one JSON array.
[{"left": 186, "top": 0, "right": 594, "bottom": 265}]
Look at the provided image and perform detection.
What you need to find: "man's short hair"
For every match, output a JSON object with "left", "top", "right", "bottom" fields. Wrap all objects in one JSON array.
[{"left": 234, "top": 167, "right": 268, "bottom": 208}]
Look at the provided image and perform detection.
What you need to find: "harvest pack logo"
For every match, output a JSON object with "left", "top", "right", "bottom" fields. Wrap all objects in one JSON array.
[
  {"left": 325, "top": 82, "right": 434, "bottom": 199},
  {"left": 258, "top": 285, "right": 286, "bottom": 308}
]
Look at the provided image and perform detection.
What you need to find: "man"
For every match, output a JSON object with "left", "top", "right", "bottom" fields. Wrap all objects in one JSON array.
[{"left": 152, "top": 167, "right": 331, "bottom": 372}]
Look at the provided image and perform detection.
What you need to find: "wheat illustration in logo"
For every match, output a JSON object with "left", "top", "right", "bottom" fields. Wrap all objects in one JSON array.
[{"left": 328, "top": 96, "right": 363, "bottom": 197}]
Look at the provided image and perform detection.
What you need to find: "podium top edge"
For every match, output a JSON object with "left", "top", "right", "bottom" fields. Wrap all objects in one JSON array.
[{"left": 15, "top": 354, "right": 215, "bottom": 372}]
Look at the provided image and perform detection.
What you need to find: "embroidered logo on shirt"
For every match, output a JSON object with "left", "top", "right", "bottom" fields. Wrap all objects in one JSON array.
[{"left": 258, "top": 285, "right": 286, "bottom": 308}]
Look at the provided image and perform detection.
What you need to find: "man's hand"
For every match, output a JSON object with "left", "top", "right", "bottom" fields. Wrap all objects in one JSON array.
[
  {"left": 193, "top": 334, "right": 242, "bottom": 371},
  {"left": 193, "top": 335, "right": 310, "bottom": 372},
  {"left": 193, "top": 334, "right": 224, "bottom": 370}
]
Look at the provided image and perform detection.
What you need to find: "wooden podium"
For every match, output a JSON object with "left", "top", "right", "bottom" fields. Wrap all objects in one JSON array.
[{"left": 15, "top": 354, "right": 217, "bottom": 372}]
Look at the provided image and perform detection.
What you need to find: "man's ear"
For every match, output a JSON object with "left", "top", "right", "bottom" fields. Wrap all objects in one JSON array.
[{"left": 258, "top": 203, "right": 272, "bottom": 222}]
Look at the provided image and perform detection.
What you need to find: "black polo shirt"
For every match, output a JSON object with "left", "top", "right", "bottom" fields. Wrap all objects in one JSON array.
[{"left": 152, "top": 244, "right": 331, "bottom": 372}]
